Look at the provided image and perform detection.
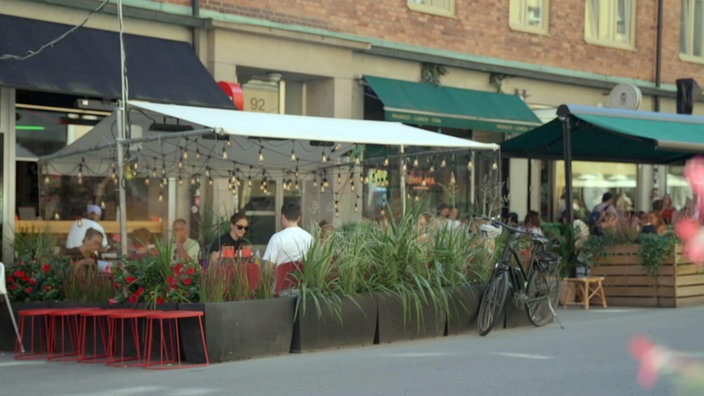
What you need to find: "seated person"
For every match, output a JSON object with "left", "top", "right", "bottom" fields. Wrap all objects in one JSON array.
[
  {"left": 66, "top": 204, "right": 109, "bottom": 250},
  {"left": 64, "top": 227, "right": 103, "bottom": 273},
  {"left": 171, "top": 218, "right": 200, "bottom": 263},
  {"left": 263, "top": 202, "right": 313, "bottom": 269},
  {"left": 641, "top": 211, "right": 667, "bottom": 235},
  {"left": 127, "top": 227, "right": 154, "bottom": 259},
  {"left": 209, "top": 212, "right": 249, "bottom": 263}
]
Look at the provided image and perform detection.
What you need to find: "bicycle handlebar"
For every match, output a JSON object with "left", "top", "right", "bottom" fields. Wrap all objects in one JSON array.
[{"left": 475, "top": 216, "right": 549, "bottom": 245}]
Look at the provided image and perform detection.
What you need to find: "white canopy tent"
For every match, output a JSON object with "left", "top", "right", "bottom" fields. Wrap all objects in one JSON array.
[{"left": 40, "top": 100, "right": 499, "bottom": 254}]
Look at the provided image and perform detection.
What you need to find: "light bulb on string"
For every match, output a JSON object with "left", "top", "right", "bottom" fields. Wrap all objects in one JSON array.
[
  {"left": 290, "top": 148, "right": 297, "bottom": 162},
  {"left": 182, "top": 147, "right": 188, "bottom": 160},
  {"left": 323, "top": 177, "right": 329, "bottom": 188},
  {"left": 313, "top": 177, "right": 318, "bottom": 187},
  {"left": 162, "top": 177, "right": 168, "bottom": 186},
  {"left": 144, "top": 177, "right": 150, "bottom": 186},
  {"left": 402, "top": 162, "right": 407, "bottom": 172},
  {"left": 151, "top": 167, "right": 157, "bottom": 177},
  {"left": 355, "top": 155, "right": 361, "bottom": 165},
  {"left": 222, "top": 146, "right": 228, "bottom": 160},
  {"left": 206, "top": 167, "right": 211, "bottom": 178},
  {"left": 467, "top": 160, "right": 473, "bottom": 171},
  {"left": 158, "top": 191, "right": 164, "bottom": 202},
  {"left": 178, "top": 175, "right": 183, "bottom": 185},
  {"left": 191, "top": 175, "right": 197, "bottom": 185},
  {"left": 429, "top": 164, "right": 435, "bottom": 173},
  {"left": 383, "top": 156, "right": 389, "bottom": 167},
  {"left": 492, "top": 160, "right": 498, "bottom": 170},
  {"left": 350, "top": 181, "right": 355, "bottom": 192},
  {"left": 441, "top": 158, "right": 447, "bottom": 168},
  {"left": 354, "top": 202, "right": 358, "bottom": 213},
  {"left": 258, "top": 148, "right": 264, "bottom": 164},
  {"left": 248, "top": 176, "right": 252, "bottom": 187},
  {"left": 337, "top": 172, "right": 341, "bottom": 184},
  {"left": 226, "top": 137, "right": 232, "bottom": 147},
  {"left": 208, "top": 177, "right": 214, "bottom": 186},
  {"left": 195, "top": 149, "right": 201, "bottom": 160},
  {"left": 77, "top": 164, "right": 83, "bottom": 184},
  {"left": 321, "top": 150, "right": 328, "bottom": 163},
  {"left": 44, "top": 174, "right": 50, "bottom": 184},
  {"left": 295, "top": 166, "right": 299, "bottom": 178},
  {"left": 413, "top": 158, "right": 419, "bottom": 167}
]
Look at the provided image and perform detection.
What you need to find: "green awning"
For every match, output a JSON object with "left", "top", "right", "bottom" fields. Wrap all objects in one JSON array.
[
  {"left": 364, "top": 75, "right": 541, "bottom": 133},
  {"left": 500, "top": 104, "right": 704, "bottom": 164}
]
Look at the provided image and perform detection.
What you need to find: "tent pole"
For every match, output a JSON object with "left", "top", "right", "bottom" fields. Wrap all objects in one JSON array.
[
  {"left": 400, "top": 145, "right": 406, "bottom": 215},
  {"left": 559, "top": 112, "right": 575, "bottom": 277},
  {"left": 117, "top": 0, "right": 128, "bottom": 257}
]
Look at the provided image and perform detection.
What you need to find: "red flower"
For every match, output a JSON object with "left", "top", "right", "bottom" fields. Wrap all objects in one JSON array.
[
  {"left": 42, "top": 264, "right": 50, "bottom": 273},
  {"left": 44, "top": 285, "right": 52, "bottom": 291},
  {"left": 24, "top": 287, "right": 32, "bottom": 294},
  {"left": 13, "top": 270, "right": 25, "bottom": 279},
  {"left": 10, "top": 284, "right": 18, "bottom": 290},
  {"left": 187, "top": 267, "right": 195, "bottom": 275},
  {"left": 167, "top": 276, "right": 176, "bottom": 286},
  {"left": 156, "top": 297, "right": 164, "bottom": 305},
  {"left": 135, "top": 287, "right": 144, "bottom": 297},
  {"left": 6, "top": 276, "right": 13, "bottom": 283},
  {"left": 125, "top": 276, "right": 137, "bottom": 284},
  {"left": 28, "top": 278, "right": 36, "bottom": 285},
  {"left": 128, "top": 294, "right": 138, "bottom": 304},
  {"left": 174, "top": 263, "right": 183, "bottom": 274},
  {"left": 183, "top": 277, "right": 192, "bottom": 286}
]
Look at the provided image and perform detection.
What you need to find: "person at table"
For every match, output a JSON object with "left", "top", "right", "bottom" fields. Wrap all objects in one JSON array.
[
  {"left": 171, "top": 218, "right": 200, "bottom": 264},
  {"left": 209, "top": 212, "right": 249, "bottom": 263},
  {"left": 262, "top": 202, "right": 313, "bottom": 269},
  {"left": 66, "top": 204, "right": 108, "bottom": 250},
  {"left": 64, "top": 227, "right": 103, "bottom": 272}
]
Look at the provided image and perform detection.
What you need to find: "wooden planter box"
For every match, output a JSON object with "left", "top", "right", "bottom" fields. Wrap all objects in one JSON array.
[{"left": 590, "top": 244, "right": 704, "bottom": 308}]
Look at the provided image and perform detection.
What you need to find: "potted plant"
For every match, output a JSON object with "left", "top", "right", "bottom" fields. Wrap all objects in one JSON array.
[{"left": 291, "top": 222, "right": 378, "bottom": 353}]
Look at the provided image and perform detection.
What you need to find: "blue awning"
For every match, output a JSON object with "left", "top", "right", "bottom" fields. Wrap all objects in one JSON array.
[{"left": 0, "top": 14, "right": 233, "bottom": 108}]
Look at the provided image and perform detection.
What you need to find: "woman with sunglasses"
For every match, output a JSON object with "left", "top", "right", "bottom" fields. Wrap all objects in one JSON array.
[{"left": 209, "top": 212, "right": 249, "bottom": 263}]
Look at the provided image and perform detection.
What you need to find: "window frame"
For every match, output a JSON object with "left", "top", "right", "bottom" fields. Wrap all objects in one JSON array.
[
  {"left": 407, "top": 0, "right": 456, "bottom": 18},
  {"left": 584, "top": 0, "right": 636, "bottom": 50},
  {"left": 680, "top": 0, "right": 704, "bottom": 63},
  {"left": 509, "top": 0, "right": 550, "bottom": 35}
]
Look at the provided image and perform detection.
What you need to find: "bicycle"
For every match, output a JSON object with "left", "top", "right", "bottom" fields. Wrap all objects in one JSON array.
[{"left": 476, "top": 218, "right": 563, "bottom": 336}]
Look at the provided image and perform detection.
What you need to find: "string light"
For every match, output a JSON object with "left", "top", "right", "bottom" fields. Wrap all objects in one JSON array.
[
  {"left": 158, "top": 191, "right": 164, "bottom": 202},
  {"left": 222, "top": 146, "right": 228, "bottom": 160},
  {"left": 355, "top": 155, "right": 361, "bottom": 165},
  {"left": 321, "top": 150, "right": 328, "bottom": 163},
  {"left": 178, "top": 174, "right": 183, "bottom": 185},
  {"left": 206, "top": 167, "right": 211, "bottom": 178},
  {"left": 182, "top": 147, "right": 188, "bottom": 160},
  {"left": 226, "top": 137, "right": 232, "bottom": 147},
  {"left": 77, "top": 164, "right": 83, "bottom": 184},
  {"left": 383, "top": 156, "right": 389, "bottom": 167},
  {"left": 44, "top": 174, "right": 50, "bottom": 184},
  {"left": 492, "top": 160, "right": 498, "bottom": 170},
  {"left": 441, "top": 158, "right": 447, "bottom": 168},
  {"left": 337, "top": 172, "right": 341, "bottom": 184},
  {"left": 290, "top": 143, "right": 297, "bottom": 161},
  {"left": 413, "top": 158, "right": 419, "bottom": 167},
  {"left": 195, "top": 148, "right": 202, "bottom": 160},
  {"left": 258, "top": 147, "right": 264, "bottom": 163},
  {"left": 144, "top": 177, "right": 150, "bottom": 185},
  {"left": 467, "top": 160, "right": 473, "bottom": 171},
  {"left": 430, "top": 164, "right": 435, "bottom": 173}
]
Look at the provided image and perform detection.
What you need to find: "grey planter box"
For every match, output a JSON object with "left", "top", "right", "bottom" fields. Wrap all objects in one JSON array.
[
  {"left": 180, "top": 297, "right": 295, "bottom": 363},
  {"left": 445, "top": 284, "right": 484, "bottom": 335},
  {"left": 291, "top": 293, "right": 377, "bottom": 353},
  {"left": 376, "top": 291, "right": 445, "bottom": 344}
]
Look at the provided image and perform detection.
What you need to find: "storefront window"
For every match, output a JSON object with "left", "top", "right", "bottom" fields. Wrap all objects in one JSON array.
[
  {"left": 667, "top": 165, "right": 693, "bottom": 210},
  {"left": 555, "top": 160, "right": 636, "bottom": 219}
]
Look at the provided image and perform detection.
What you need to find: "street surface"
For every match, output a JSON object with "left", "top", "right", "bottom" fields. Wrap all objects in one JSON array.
[{"left": 1, "top": 306, "right": 702, "bottom": 396}]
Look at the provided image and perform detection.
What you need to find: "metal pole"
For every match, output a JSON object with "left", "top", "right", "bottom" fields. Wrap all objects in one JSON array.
[
  {"left": 560, "top": 111, "right": 575, "bottom": 277},
  {"left": 117, "top": 0, "right": 128, "bottom": 257},
  {"left": 400, "top": 145, "right": 406, "bottom": 215}
]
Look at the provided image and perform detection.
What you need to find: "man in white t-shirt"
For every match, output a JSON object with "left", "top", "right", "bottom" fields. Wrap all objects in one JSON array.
[
  {"left": 66, "top": 204, "right": 109, "bottom": 249},
  {"left": 263, "top": 202, "right": 313, "bottom": 267}
]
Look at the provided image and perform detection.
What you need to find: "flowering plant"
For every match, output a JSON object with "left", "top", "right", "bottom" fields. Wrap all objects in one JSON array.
[
  {"left": 111, "top": 240, "right": 201, "bottom": 307},
  {"left": 5, "top": 257, "right": 67, "bottom": 302}
]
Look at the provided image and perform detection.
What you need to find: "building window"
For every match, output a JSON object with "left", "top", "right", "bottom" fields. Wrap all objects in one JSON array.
[
  {"left": 407, "top": 0, "right": 455, "bottom": 17},
  {"left": 681, "top": 0, "right": 704, "bottom": 61},
  {"left": 584, "top": 0, "right": 635, "bottom": 49},
  {"left": 509, "top": 0, "right": 549, "bottom": 34}
]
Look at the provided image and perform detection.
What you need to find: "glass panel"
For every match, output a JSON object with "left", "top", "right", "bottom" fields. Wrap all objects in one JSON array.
[
  {"left": 681, "top": 0, "right": 689, "bottom": 54},
  {"left": 555, "top": 161, "right": 637, "bottom": 219},
  {"left": 526, "top": 0, "right": 543, "bottom": 26},
  {"left": 694, "top": 0, "right": 704, "bottom": 56}
]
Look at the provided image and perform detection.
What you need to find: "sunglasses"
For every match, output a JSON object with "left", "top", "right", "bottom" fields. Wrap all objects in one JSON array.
[{"left": 234, "top": 224, "right": 249, "bottom": 231}]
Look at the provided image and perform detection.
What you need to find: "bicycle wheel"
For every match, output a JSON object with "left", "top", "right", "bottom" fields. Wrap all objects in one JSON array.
[
  {"left": 477, "top": 269, "right": 509, "bottom": 336},
  {"left": 525, "top": 265, "right": 560, "bottom": 327}
]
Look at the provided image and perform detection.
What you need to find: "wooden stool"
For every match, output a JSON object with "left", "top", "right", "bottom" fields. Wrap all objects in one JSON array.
[{"left": 562, "top": 276, "right": 608, "bottom": 310}]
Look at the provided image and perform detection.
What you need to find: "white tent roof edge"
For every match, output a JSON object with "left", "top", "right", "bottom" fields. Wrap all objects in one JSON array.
[{"left": 128, "top": 100, "right": 500, "bottom": 150}]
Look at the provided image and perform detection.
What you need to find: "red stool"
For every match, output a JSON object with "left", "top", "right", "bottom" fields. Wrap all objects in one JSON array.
[
  {"left": 78, "top": 308, "right": 132, "bottom": 363},
  {"left": 106, "top": 310, "right": 151, "bottom": 367},
  {"left": 143, "top": 310, "right": 208, "bottom": 369},
  {"left": 15, "top": 308, "right": 54, "bottom": 360},
  {"left": 48, "top": 307, "right": 102, "bottom": 361}
]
